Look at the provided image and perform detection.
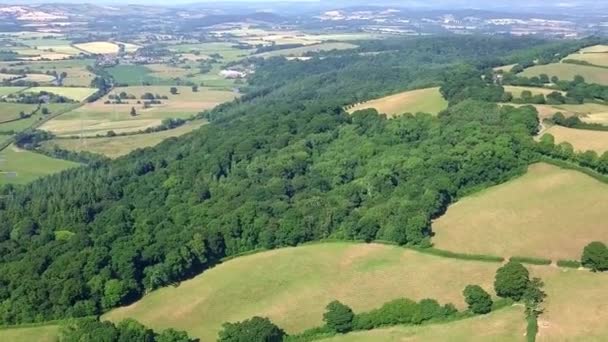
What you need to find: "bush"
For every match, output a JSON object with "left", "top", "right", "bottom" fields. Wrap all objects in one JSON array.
[
  {"left": 218, "top": 316, "right": 285, "bottom": 342},
  {"left": 509, "top": 256, "right": 552, "bottom": 265},
  {"left": 581, "top": 241, "right": 608, "bottom": 272},
  {"left": 463, "top": 285, "right": 493, "bottom": 314},
  {"left": 556, "top": 259, "right": 581, "bottom": 268},
  {"left": 323, "top": 301, "right": 354, "bottom": 333},
  {"left": 494, "top": 261, "right": 530, "bottom": 301}
]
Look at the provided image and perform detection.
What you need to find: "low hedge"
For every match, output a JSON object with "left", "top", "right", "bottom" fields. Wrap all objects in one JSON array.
[
  {"left": 509, "top": 256, "right": 552, "bottom": 265},
  {"left": 411, "top": 247, "right": 504, "bottom": 263},
  {"left": 556, "top": 259, "right": 581, "bottom": 268}
]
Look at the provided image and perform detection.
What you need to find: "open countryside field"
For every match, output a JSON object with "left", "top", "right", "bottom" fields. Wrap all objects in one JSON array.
[
  {"left": 503, "top": 86, "right": 562, "bottom": 98},
  {"left": 326, "top": 306, "right": 525, "bottom": 342},
  {"left": 542, "top": 125, "right": 608, "bottom": 154},
  {"left": 579, "top": 44, "right": 608, "bottom": 54},
  {"left": 0, "top": 145, "right": 79, "bottom": 185},
  {"left": 40, "top": 86, "right": 235, "bottom": 136},
  {"left": 255, "top": 42, "right": 357, "bottom": 58},
  {"left": 432, "top": 163, "right": 608, "bottom": 260},
  {"left": 520, "top": 63, "right": 608, "bottom": 85},
  {"left": 104, "top": 242, "right": 499, "bottom": 341},
  {"left": 168, "top": 42, "right": 252, "bottom": 63},
  {"left": 0, "top": 324, "right": 60, "bottom": 342},
  {"left": 564, "top": 52, "right": 608, "bottom": 67},
  {"left": 533, "top": 268, "right": 608, "bottom": 341},
  {"left": 0, "top": 103, "right": 77, "bottom": 132},
  {"left": 44, "top": 120, "right": 206, "bottom": 158},
  {"left": 0, "top": 87, "right": 25, "bottom": 97},
  {"left": 73, "top": 41, "right": 138, "bottom": 54},
  {"left": 27, "top": 86, "right": 97, "bottom": 101},
  {"left": 348, "top": 87, "right": 448, "bottom": 117},
  {"left": 0, "top": 59, "right": 96, "bottom": 87}
]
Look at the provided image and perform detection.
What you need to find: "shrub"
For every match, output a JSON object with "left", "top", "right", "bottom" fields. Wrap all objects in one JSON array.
[
  {"left": 218, "top": 316, "right": 285, "bottom": 342},
  {"left": 556, "top": 259, "right": 581, "bottom": 268},
  {"left": 494, "top": 261, "right": 530, "bottom": 301},
  {"left": 323, "top": 301, "right": 354, "bottom": 333},
  {"left": 509, "top": 256, "right": 552, "bottom": 265},
  {"left": 463, "top": 285, "right": 493, "bottom": 314},
  {"left": 581, "top": 241, "right": 608, "bottom": 272}
]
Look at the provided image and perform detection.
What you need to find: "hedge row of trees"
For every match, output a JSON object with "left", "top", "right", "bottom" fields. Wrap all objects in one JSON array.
[
  {"left": 59, "top": 318, "right": 194, "bottom": 342},
  {"left": 537, "top": 133, "right": 608, "bottom": 173}
]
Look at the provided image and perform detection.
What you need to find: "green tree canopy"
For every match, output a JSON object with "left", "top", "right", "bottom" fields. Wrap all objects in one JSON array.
[
  {"left": 323, "top": 300, "right": 355, "bottom": 333},
  {"left": 463, "top": 285, "right": 493, "bottom": 314},
  {"left": 494, "top": 262, "right": 530, "bottom": 301},
  {"left": 582, "top": 241, "right": 608, "bottom": 272},
  {"left": 218, "top": 316, "right": 285, "bottom": 342}
]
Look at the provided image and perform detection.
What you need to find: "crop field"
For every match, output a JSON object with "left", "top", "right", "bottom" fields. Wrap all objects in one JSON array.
[
  {"left": 326, "top": 306, "right": 525, "bottom": 342},
  {"left": 0, "top": 324, "right": 60, "bottom": 342},
  {"left": 503, "top": 86, "right": 562, "bottom": 98},
  {"left": 432, "top": 163, "right": 608, "bottom": 260},
  {"left": 348, "top": 87, "right": 448, "bottom": 117},
  {"left": 104, "top": 242, "right": 499, "bottom": 341},
  {"left": 168, "top": 42, "right": 252, "bottom": 63},
  {"left": 106, "top": 65, "right": 164, "bottom": 86},
  {"left": 0, "top": 145, "right": 79, "bottom": 185},
  {"left": 564, "top": 52, "right": 608, "bottom": 67},
  {"left": 579, "top": 44, "right": 608, "bottom": 54},
  {"left": 520, "top": 63, "right": 608, "bottom": 85},
  {"left": 40, "top": 86, "right": 235, "bottom": 136},
  {"left": 542, "top": 125, "right": 608, "bottom": 153},
  {"left": 27, "top": 86, "right": 97, "bottom": 101},
  {"left": 0, "top": 59, "right": 96, "bottom": 87},
  {"left": 44, "top": 120, "right": 206, "bottom": 158},
  {"left": 254, "top": 42, "right": 357, "bottom": 58},
  {"left": 73, "top": 41, "right": 128, "bottom": 54},
  {"left": 534, "top": 268, "right": 608, "bottom": 341}
]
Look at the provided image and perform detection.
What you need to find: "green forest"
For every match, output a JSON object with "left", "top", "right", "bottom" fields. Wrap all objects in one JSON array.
[{"left": 0, "top": 35, "right": 603, "bottom": 329}]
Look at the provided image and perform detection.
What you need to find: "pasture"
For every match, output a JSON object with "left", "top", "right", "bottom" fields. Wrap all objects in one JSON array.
[
  {"left": 0, "top": 145, "right": 79, "bottom": 185},
  {"left": 0, "top": 324, "right": 60, "bottom": 342},
  {"left": 542, "top": 125, "right": 608, "bottom": 154},
  {"left": 0, "top": 87, "right": 25, "bottom": 97},
  {"left": 41, "top": 86, "right": 235, "bottom": 136},
  {"left": 347, "top": 87, "right": 448, "bottom": 117},
  {"left": 579, "top": 44, "right": 608, "bottom": 54},
  {"left": 0, "top": 103, "right": 75, "bottom": 132},
  {"left": 564, "top": 52, "right": 608, "bottom": 67},
  {"left": 168, "top": 42, "right": 251, "bottom": 63},
  {"left": 104, "top": 242, "right": 499, "bottom": 341},
  {"left": 0, "top": 59, "right": 96, "bottom": 87},
  {"left": 106, "top": 65, "right": 163, "bottom": 86},
  {"left": 432, "top": 163, "right": 608, "bottom": 260},
  {"left": 26, "top": 86, "right": 97, "bottom": 101},
  {"left": 326, "top": 306, "right": 525, "bottom": 342},
  {"left": 254, "top": 42, "right": 357, "bottom": 58},
  {"left": 73, "top": 41, "right": 123, "bottom": 54},
  {"left": 503, "top": 86, "right": 562, "bottom": 98},
  {"left": 520, "top": 63, "right": 608, "bottom": 85},
  {"left": 44, "top": 120, "right": 206, "bottom": 158}
]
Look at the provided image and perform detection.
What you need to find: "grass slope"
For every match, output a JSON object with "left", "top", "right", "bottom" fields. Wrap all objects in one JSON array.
[
  {"left": 255, "top": 42, "right": 357, "bottom": 58},
  {"left": 326, "top": 306, "right": 525, "bottom": 342},
  {"left": 0, "top": 145, "right": 79, "bottom": 185},
  {"left": 520, "top": 63, "right": 608, "bottom": 85},
  {"left": 0, "top": 324, "right": 60, "bottom": 342},
  {"left": 104, "top": 243, "right": 499, "bottom": 341},
  {"left": 27, "top": 87, "right": 97, "bottom": 102},
  {"left": 432, "top": 163, "right": 608, "bottom": 260},
  {"left": 543, "top": 125, "right": 608, "bottom": 154},
  {"left": 348, "top": 87, "right": 448, "bottom": 117}
]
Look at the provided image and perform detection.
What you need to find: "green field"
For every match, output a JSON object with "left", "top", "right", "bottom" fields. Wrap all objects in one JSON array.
[
  {"left": 0, "top": 145, "right": 79, "bottom": 185},
  {"left": 0, "top": 324, "right": 60, "bottom": 342},
  {"left": 0, "top": 59, "right": 96, "bottom": 87},
  {"left": 27, "top": 86, "right": 97, "bottom": 101},
  {"left": 168, "top": 42, "right": 252, "bottom": 63},
  {"left": 104, "top": 242, "right": 500, "bottom": 341},
  {"left": 432, "top": 163, "right": 608, "bottom": 260},
  {"left": 255, "top": 42, "right": 357, "bottom": 58},
  {"left": 40, "top": 86, "right": 235, "bottom": 136},
  {"left": 0, "top": 103, "right": 40, "bottom": 123},
  {"left": 542, "top": 125, "right": 608, "bottom": 154},
  {"left": 0, "top": 87, "right": 25, "bottom": 97},
  {"left": 503, "top": 86, "right": 563, "bottom": 98},
  {"left": 564, "top": 52, "right": 608, "bottom": 67},
  {"left": 44, "top": 120, "right": 206, "bottom": 158},
  {"left": 348, "top": 87, "right": 448, "bottom": 117},
  {"left": 326, "top": 306, "right": 525, "bottom": 342},
  {"left": 0, "top": 103, "right": 76, "bottom": 132},
  {"left": 520, "top": 63, "right": 608, "bottom": 85},
  {"left": 107, "top": 65, "right": 165, "bottom": 85}
]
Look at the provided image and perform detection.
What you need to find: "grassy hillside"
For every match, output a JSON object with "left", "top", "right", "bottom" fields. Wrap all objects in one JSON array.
[
  {"left": 520, "top": 63, "right": 608, "bottom": 85},
  {"left": 432, "top": 163, "right": 608, "bottom": 260},
  {"left": 542, "top": 126, "right": 608, "bottom": 154},
  {"left": 0, "top": 145, "right": 79, "bottom": 185},
  {"left": 104, "top": 243, "right": 499, "bottom": 341},
  {"left": 325, "top": 306, "right": 525, "bottom": 342},
  {"left": 0, "top": 324, "right": 60, "bottom": 342},
  {"left": 255, "top": 42, "right": 357, "bottom": 58},
  {"left": 347, "top": 87, "right": 448, "bottom": 117}
]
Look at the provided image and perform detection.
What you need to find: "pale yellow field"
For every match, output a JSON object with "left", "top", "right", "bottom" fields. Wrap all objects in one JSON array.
[
  {"left": 27, "top": 86, "right": 97, "bottom": 101},
  {"left": 493, "top": 64, "right": 517, "bottom": 72},
  {"left": 41, "top": 86, "right": 236, "bottom": 136},
  {"left": 543, "top": 125, "right": 608, "bottom": 153},
  {"left": 579, "top": 44, "right": 608, "bottom": 54},
  {"left": 521, "top": 63, "right": 608, "bottom": 85},
  {"left": 73, "top": 42, "right": 121, "bottom": 54},
  {"left": 0, "top": 324, "right": 60, "bottom": 342},
  {"left": 17, "top": 73, "right": 55, "bottom": 83},
  {"left": 432, "top": 163, "right": 608, "bottom": 260},
  {"left": 348, "top": 87, "right": 448, "bottom": 117},
  {"left": 564, "top": 52, "right": 608, "bottom": 67},
  {"left": 104, "top": 243, "right": 499, "bottom": 341},
  {"left": 45, "top": 120, "right": 206, "bottom": 158},
  {"left": 504, "top": 86, "right": 563, "bottom": 98},
  {"left": 326, "top": 306, "right": 526, "bottom": 342}
]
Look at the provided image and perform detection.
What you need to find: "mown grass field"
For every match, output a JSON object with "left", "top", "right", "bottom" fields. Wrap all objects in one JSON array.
[
  {"left": 255, "top": 42, "right": 357, "bottom": 58},
  {"left": 27, "top": 86, "right": 97, "bottom": 101},
  {"left": 44, "top": 120, "right": 206, "bottom": 158},
  {"left": 104, "top": 242, "right": 499, "bottom": 341},
  {"left": 0, "top": 87, "right": 25, "bottom": 97},
  {"left": 0, "top": 59, "right": 96, "bottom": 87},
  {"left": 564, "top": 52, "right": 608, "bottom": 67},
  {"left": 520, "top": 63, "right": 608, "bottom": 85},
  {"left": 40, "top": 86, "right": 235, "bottom": 136},
  {"left": 503, "top": 86, "right": 562, "bottom": 98},
  {"left": 543, "top": 125, "right": 608, "bottom": 153},
  {"left": 0, "top": 145, "right": 79, "bottom": 185},
  {"left": 0, "top": 324, "right": 60, "bottom": 342},
  {"left": 579, "top": 44, "right": 608, "bottom": 54},
  {"left": 73, "top": 41, "right": 139, "bottom": 54},
  {"left": 0, "top": 103, "right": 76, "bottom": 132},
  {"left": 347, "top": 87, "right": 448, "bottom": 117},
  {"left": 533, "top": 267, "right": 608, "bottom": 341},
  {"left": 107, "top": 65, "right": 164, "bottom": 86},
  {"left": 432, "top": 163, "right": 608, "bottom": 260},
  {"left": 326, "top": 306, "right": 525, "bottom": 342},
  {"left": 168, "top": 42, "right": 252, "bottom": 63}
]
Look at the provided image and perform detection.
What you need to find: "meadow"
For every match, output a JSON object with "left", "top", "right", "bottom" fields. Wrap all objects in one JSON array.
[
  {"left": 503, "top": 86, "right": 563, "bottom": 98},
  {"left": 40, "top": 86, "right": 235, "bottom": 136},
  {"left": 432, "top": 163, "right": 608, "bottom": 260},
  {"left": 254, "top": 42, "right": 357, "bottom": 58},
  {"left": 104, "top": 242, "right": 500, "bottom": 341},
  {"left": 542, "top": 125, "right": 608, "bottom": 154},
  {"left": 326, "top": 306, "right": 525, "bottom": 342},
  {"left": 168, "top": 42, "right": 252, "bottom": 63},
  {"left": 27, "top": 86, "right": 98, "bottom": 101},
  {"left": 0, "top": 103, "right": 76, "bottom": 131},
  {"left": 347, "top": 87, "right": 448, "bottom": 117},
  {"left": 106, "top": 65, "right": 164, "bottom": 85},
  {"left": 564, "top": 52, "right": 608, "bottom": 67},
  {"left": 73, "top": 41, "right": 134, "bottom": 54},
  {"left": 0, "top": 59, "right": 96, "bottom": 87},
  {"left": 0, "top": 145, "right": 79, "bottom": 185},
  {"left": 44, "top": 120, "right": 206, "bottom": 158},
  {"left": 0, "top": 324, "right": 60, "bottom": 342},
  {"left": 0, "top": 87, "right": 25, "bottom": 97},
  {"left": 579, "top": 44, "right": 608, "bottom": 54},
  {"left": 520, "top": 63, "right": 608, "bottom": 85}
]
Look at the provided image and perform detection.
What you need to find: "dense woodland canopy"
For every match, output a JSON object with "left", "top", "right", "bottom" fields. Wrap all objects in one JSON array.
[{"left": 0, "top": 36, "right": 597, "bottom": 324}]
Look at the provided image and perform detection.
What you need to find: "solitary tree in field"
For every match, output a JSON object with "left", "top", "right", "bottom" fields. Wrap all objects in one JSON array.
[
  {"left": 463, "top": 285, "right": 493, "bottom": 314},
  {"left": 130, "top": 107, "right": 137, "bottom": 117},
  {"left": 41, "top": 107, "right": 50, "bottom": 115},
  {"left": 191, "top": 85, "right": 198, "bottom": 92},
  {"left": 170, "top": 87, "right": 178, "bottom": 95},
  {"left": 218, "top": 316, "right": 285, "bottom": 342},
  {"left": 582, "top": 241, "right": 608, "bottom": 272},
  {"left": 494, "top": 261, "right": 529, "bottom": 301},
  {"left": 323, "top": 300, "right": 354, "bottom": 333}
]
